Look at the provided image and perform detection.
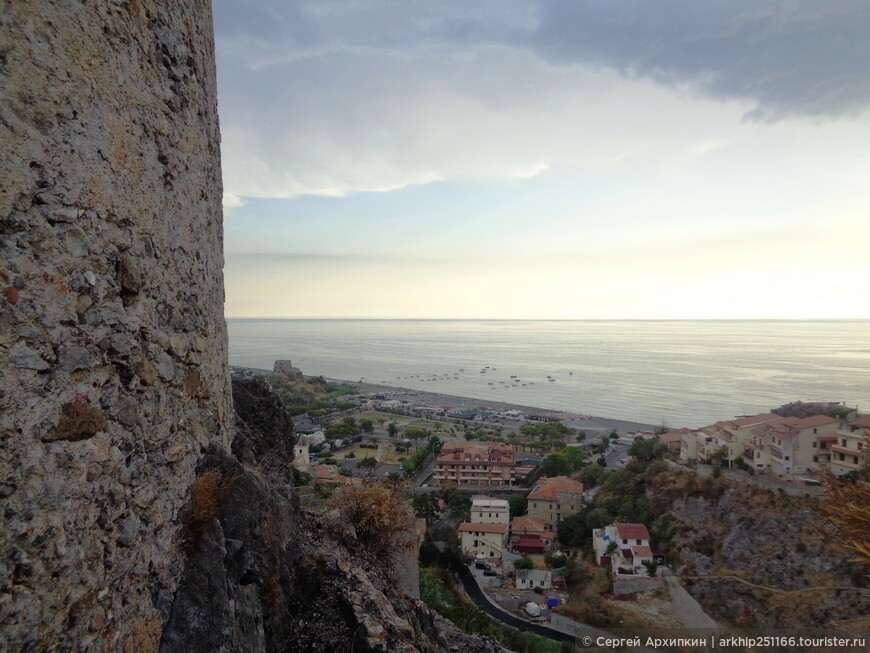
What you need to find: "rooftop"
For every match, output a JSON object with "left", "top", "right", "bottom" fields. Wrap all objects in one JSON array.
[
  {"left": 528, "top": 475, "right": 584, "bottom": 500},
  {"left": 458, "top": 522, "right": 508, "bottom": 534},
  {"left": 511, "top": 515, "right": 546, "bottom": 534},
  {"left": 472, "top": 497, "right": 509, "bottom": 509},
  {"left": 783, "top": 415, "right": 837, "bottom": 429},
  {"left": 727, "top": 413, "right": 780, "bottom": 428},
  {"left": 516, "top": 569, "right": 552, "bottom": 581},
  {"left": 615, "top": 522, "right": 651, "bottom": 541}
]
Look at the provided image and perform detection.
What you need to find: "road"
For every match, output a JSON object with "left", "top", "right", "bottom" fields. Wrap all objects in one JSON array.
[{"left": 661, "top": 571, "right": 722, "bottom": 630}]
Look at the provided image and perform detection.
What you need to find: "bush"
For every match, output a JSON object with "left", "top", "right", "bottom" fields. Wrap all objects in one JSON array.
[
  {"left": 187, "top": 468, "right": 242, "bottom": 535},
  {"left": 544, "top": 552, "right": 568, "bottom": 568},
  {"left": 515, "top": 555, "right": 534, "bottom": 570},
  {"left": 330, "top": 481, "right": 416, "bottom": 562}
]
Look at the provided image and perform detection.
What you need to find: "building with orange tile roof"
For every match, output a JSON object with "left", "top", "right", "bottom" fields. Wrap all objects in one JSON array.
[
  {"left": 527, "top": 475, "right": 584, "bottom": 531},
  {"left": 433, "top": 441, "right": 516, "bottom": 487}
]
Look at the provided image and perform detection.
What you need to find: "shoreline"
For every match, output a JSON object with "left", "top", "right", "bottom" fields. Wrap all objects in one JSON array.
[{"left": 325, "top": 377, "right": 660, "bottom": 435}]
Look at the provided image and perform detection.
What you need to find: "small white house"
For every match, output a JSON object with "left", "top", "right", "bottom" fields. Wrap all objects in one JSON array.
[{"left": 515, "top": 569, "right": 552, "bottom": 591}]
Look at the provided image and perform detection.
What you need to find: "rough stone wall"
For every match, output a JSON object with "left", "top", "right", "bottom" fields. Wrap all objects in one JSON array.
[{"left": 0, "top": 2, "right": 232, "bottom": 650}]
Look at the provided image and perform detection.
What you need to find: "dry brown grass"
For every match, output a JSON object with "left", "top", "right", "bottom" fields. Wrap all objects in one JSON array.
[
  {"left": 187, "top": 468, "right": 243, "bottom": 533},
  {"left": 816, "top": 468, "right": 870, "bottom": 565}
]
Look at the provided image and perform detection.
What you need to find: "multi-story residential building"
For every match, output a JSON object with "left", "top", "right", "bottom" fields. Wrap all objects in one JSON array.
[
  {"left": 679, "top": 411, "right": 863, "bottom": 477},
  {"left": 471, "top": 497, "right": 510, "bottom": 526},
  {"left": 458, "top": 522, "right": 508, "bottom": 559},
  {"left": 527, "top": 476, "right": 583, "bottom": 532},
  {"left": 741, "top": 415, "right": 838, "bottom": 475},
  {"left": 433, "top": 441, "right": 515, "bottom": 486},
  {"left": 828, "top": 417, "right": 869, "bottom": 476},
  {"left": 680, "top": 414, "right": 782, "bottom": 465}
]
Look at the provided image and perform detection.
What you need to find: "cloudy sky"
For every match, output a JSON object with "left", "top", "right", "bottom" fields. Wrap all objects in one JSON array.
[{"left": 214, "top": 1, "right": 870, "bottom": 319}]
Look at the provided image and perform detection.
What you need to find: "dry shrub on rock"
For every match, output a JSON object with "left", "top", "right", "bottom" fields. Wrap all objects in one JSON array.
[
  {"left": 186, "top": 468, "right": 243, "bottom": 534},
  {"left": 330, "top": 480, "right": 417, "bottom": 562}
]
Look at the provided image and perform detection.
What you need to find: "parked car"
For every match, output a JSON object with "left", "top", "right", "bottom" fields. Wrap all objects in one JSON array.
[
  {"left": 483, "top": 570, "right": 498, "bottom": 577},
  {"left": 474, "top": 561, "right": 487, "bottom": 570},
  {"left": 533, "top": 586, "right": 544, "bottom": 594}
]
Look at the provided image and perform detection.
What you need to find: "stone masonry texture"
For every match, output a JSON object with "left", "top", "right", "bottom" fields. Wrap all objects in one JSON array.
[{"left": 0, "top": 1, "right": 233, "bottom": 650}]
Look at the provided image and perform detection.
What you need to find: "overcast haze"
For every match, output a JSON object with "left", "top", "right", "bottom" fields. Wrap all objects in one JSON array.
[{"left": 214, "top": 1, "right": 870, "bottom": 319}]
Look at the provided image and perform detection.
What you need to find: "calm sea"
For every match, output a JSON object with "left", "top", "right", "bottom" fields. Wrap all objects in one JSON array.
[{"left": 226, "top": 320, "right": 870, "bottom": 428}]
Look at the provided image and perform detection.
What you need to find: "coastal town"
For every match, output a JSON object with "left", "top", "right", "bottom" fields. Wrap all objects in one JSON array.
[{"left": 233, "top": 361, "right": 870, "bottom": 645}]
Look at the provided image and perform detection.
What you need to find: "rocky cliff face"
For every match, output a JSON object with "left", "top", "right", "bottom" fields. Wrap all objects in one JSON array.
[
  {"left": 1, "top": 2, "right": 232, "bottom": 649},
  {"left": 161, "top": 379, "right": 505, "bottom": 653},
  {"left": 668, "top": 485, "right": 869, "bottom": 628}
]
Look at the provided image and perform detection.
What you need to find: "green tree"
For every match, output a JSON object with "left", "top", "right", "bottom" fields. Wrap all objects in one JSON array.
[
  {"left": 585, "top": 507, "right": 612, "bottom": 531},
  {"left": 509, "top": 494, "right": 528, "bottom": 518},
  {"left": 564, "top": 446, "right": 585, "bottom": 471},
  {"left": 387, "top": 422, "right": 399, "bottom": 438},
  {"left": 540, "top": 452, "right": 572, "bottom": 477},
  {"left": 360, "top": 418, "right": 374, "bottom": 433},
  {"left": 642, "top": 559, "right": 659, "bottom": 577},
  {"left": 580, "top": 464, "right": 605, "bottom": 488},
  {"left": 627, "top": 437, "right": 667, "bottom": 463},
  {"left": 419, "top": 540, "right": 440, "bottom": 567},
  {"left": 413, "top": 493, "right": 442, "bottom": 522},
  {"left": 544, "top": 552, "right": 568, "bottom": 568},
  {"left": 358, "top": 456, "right": 378, "bottom": 470},
  {"left": 405, "top": 427, "right": 430, "bottom": 450},
  {"left": 514, "top": 555, "right": 534, "bottom": 570},
  {"left": 441, "top": 489, "right": 472, "bottom": 519},
  {"left": 557, "top": 512, "right": 589, "bottom": 548}
]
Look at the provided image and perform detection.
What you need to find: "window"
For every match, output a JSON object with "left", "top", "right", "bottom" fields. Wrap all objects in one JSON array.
[
  {"left": 636, "top": 539, "right": 642, "bottom": 545},
  {"left": 813, "top": 428, "right": 818, "bottom": 434},
  {"left": 812, "top": 442, "right": 817, "bottom": 448},
  {"left": 813, "top": 456, "right": 818, "bottom": 463},
  {"left": 842, "top": 439, "right": 847, "bottom": 447}
]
